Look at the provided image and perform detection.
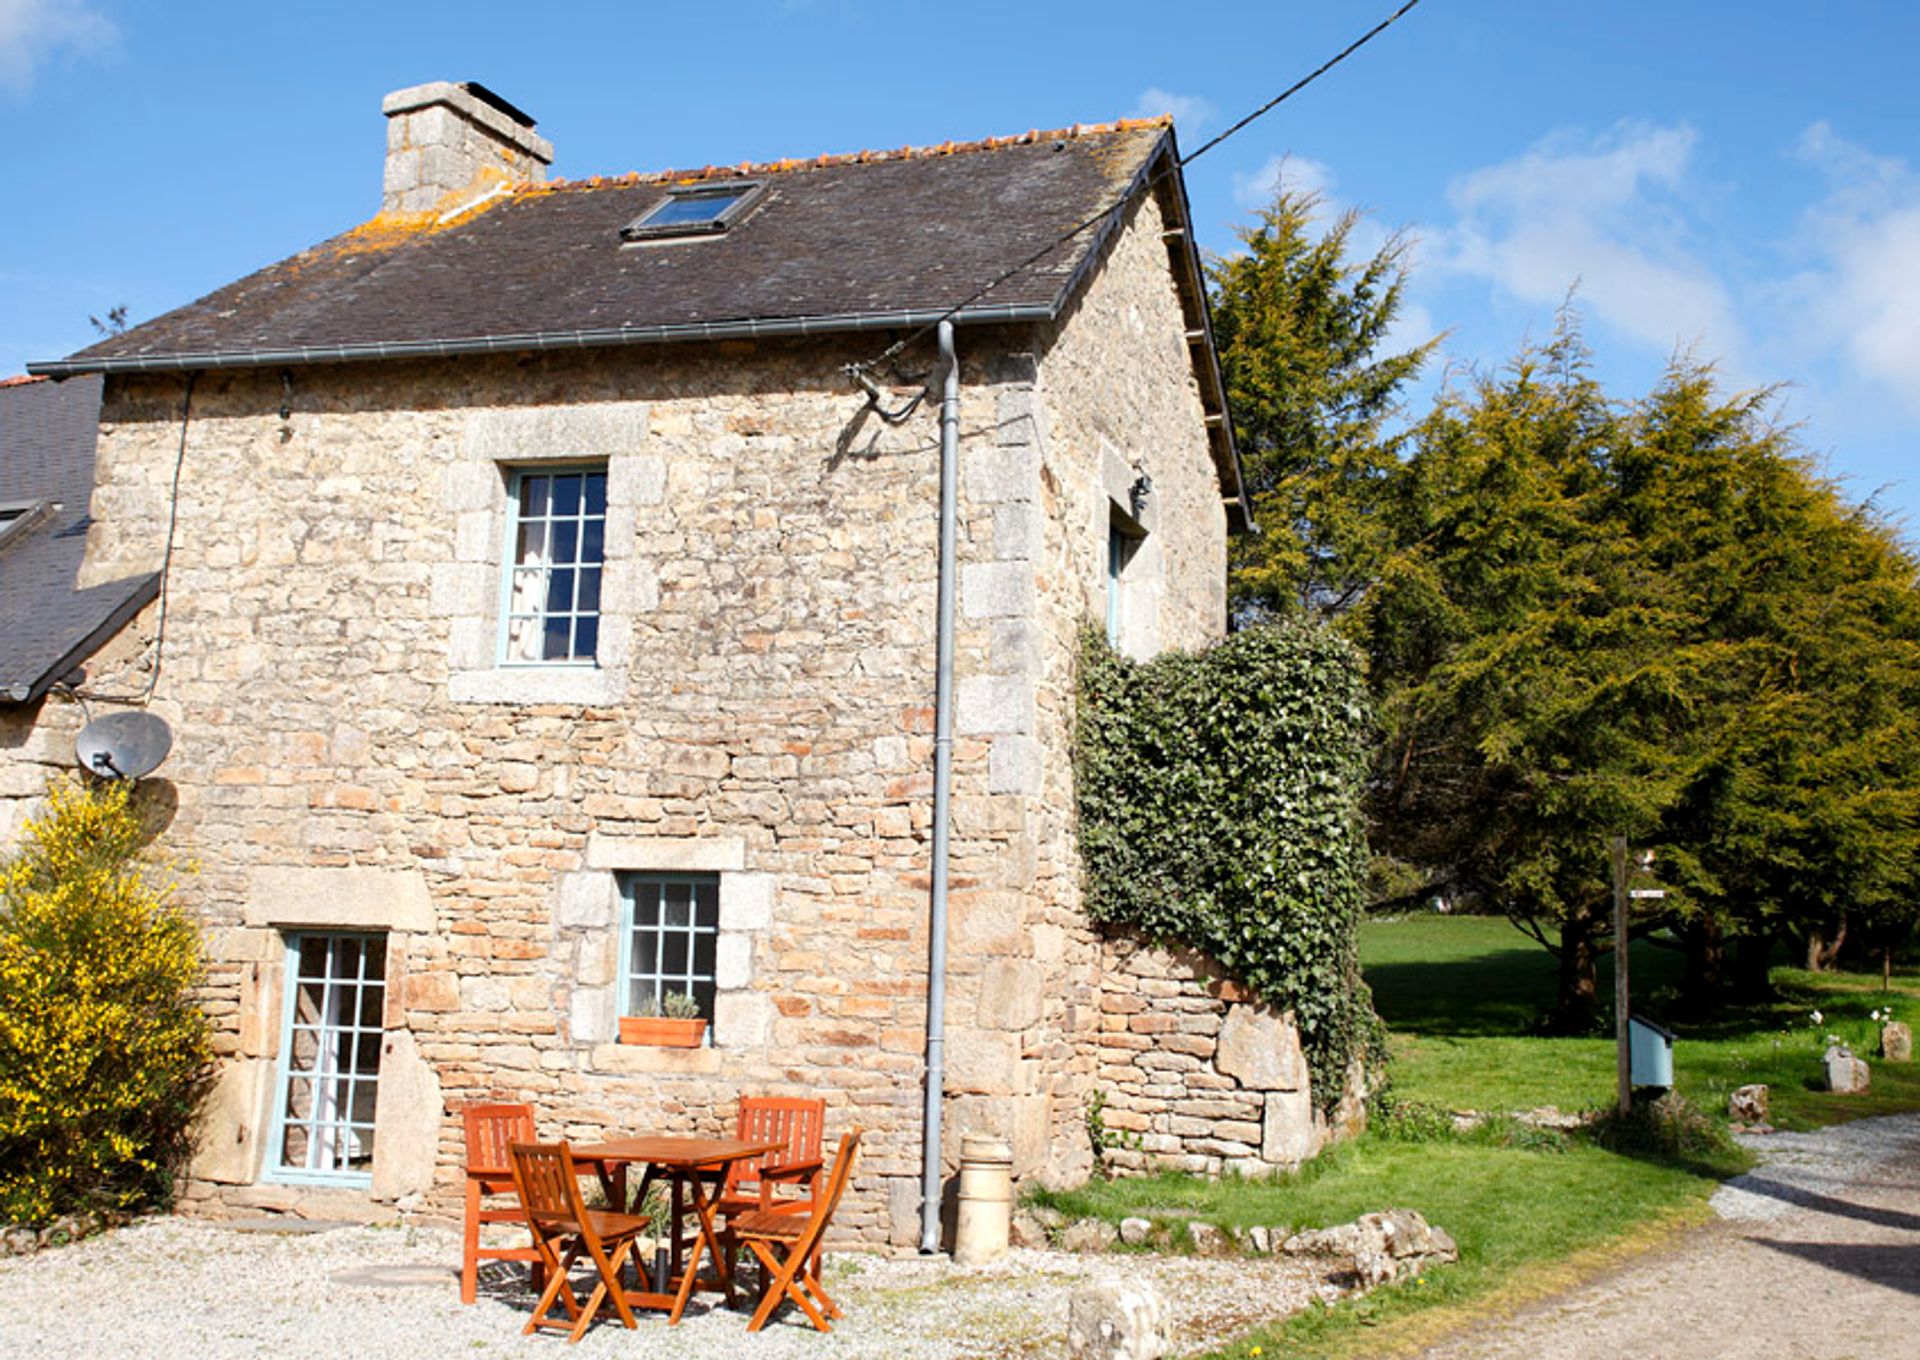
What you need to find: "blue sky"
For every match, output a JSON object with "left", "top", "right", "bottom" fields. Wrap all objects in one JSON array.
[{"left": 6, "top": 1, "right": 1918, "bottom": 532}]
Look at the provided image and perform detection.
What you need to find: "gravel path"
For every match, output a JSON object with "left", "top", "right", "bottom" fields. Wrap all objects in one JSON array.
[
  {"left": 1415, "top": 1111, "right": 1920, "bottom": 1360},
  {"left": 0, "top": 1219, "right": 1341, "bottom": 1360}
]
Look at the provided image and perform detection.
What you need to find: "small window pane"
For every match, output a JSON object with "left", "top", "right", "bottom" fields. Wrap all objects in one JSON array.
[
  {"left": 646, "top": 190, "right": 748, "bottom": 227},
  {"left": 552, "top": 474, "right": 582, "bottom": 517},
  {"left": 516, "top": 521, "right": 549, "bottom": 565},
  {"left": 543, "top": 616, "right": 570, "bottom": 659},
  {"left": 694, "top": 931, "right": 717, "bottom": 976},
  {"left": 663, "top": 882, "right": 692, "bottom": 928},
  {"left": 574, "top": 616, "right": 599, "bottom": 660},
  {"left": 331, "top": 939, "right": 362, "bottom": 980},
  {"left": 297, "top": 937, "right": 329, "bottom": 981},
  {"left": 578, "top": 568, "right": 602, "bottom": 614},
  {"left": 662, "top": 932, "right": 689, "bottom": 976},
  {"left": 287, "top": 1027, "right": 321, "bottom": 1074},
  {"left": 522, "top": 476, "right": 550, "bottom": 519},
  {"left": 552, "top": 521, "right": 578, "bottom": 564},
  {"left": 582, "top": 518, "right": 605, "bottom": 563},
  {"left": 584, "top": 473, "right": 608, "bottom": 515},
  {"left": 546, "top": 568, "right": 575, "bottom": 614}
]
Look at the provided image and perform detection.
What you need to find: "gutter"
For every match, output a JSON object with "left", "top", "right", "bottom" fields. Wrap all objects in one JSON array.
[
  {"left": 920, "top": 319, "right": 959, "bottom": 1253},
  {"left": 25, "top": 305, "right": 1055, "bottom": 378}
]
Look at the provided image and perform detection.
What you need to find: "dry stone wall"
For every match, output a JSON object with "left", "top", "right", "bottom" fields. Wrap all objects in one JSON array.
[{"left": 1095, "top": 936, "right": 1365, "bottom": 1176}]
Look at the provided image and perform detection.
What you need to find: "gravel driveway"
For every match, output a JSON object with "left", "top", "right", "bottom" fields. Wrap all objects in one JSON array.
[
  {"left": 0, "top": 1218, "right": 1341, "bottom": 1360},
  {"left": 1415, "top": 1111, "right": 1920, "bottom": 1360}
]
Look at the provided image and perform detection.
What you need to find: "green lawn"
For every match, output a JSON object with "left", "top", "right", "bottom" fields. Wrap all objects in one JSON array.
[
  {"left": 1034, "top": 915, "right": 1920, "bottom": 1360},
  {"left": 1366, "top": 914, "right": 1920, "bottom": 1128}
]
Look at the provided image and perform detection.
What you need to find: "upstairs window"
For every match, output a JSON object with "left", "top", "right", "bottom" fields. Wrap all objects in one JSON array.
[
  {"left": 1106, "top": 518, "right": 1139, "bottom": 647},
  {"left": 620, "top": 182, "right": 763, "bottom": 240},
  {"left": 500, "top": 466, "right": 607, "bottom": 665}
]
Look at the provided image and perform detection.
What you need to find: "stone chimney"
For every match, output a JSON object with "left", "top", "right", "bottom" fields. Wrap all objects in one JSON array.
[{"left": 381, "top": 81, "right": 553, "bottom": 216}]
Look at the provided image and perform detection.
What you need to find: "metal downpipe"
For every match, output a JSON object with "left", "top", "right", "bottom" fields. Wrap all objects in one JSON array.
[{"left": 920, "top": 319, "right": 959, "bottom": 1254}]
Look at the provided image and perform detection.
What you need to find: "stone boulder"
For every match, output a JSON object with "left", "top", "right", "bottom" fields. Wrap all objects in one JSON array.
[
  {"left": 1067, "top": 1277, "right": 1169, "bottom": 1360},
  {"left": 1012, "top": 1204, "right": 1065, "bottom": 1249},
  {"left": 1118, "top": 1217, "right": 1154, "bottom": 1247},
  {"left": 1185, "top": 1221, "right": 1230, "bottom": 1255},
  {"left": 1059, "top": 1218, "right": 1120, "bottom": 1254},
  {"left": 1728, "top": 1084, "right": 1770, "bottom": 1124},
  {"left": 1283, "top": 1209, "right": 1459, "bottom": 1285},
  {"left": 1825, "top": 1046, "right": 1871, "bottom": 1094},
  {"left": 1216, "top": 1004, "right": 1308, "bottom": 1091},
  {"left": 1882, "top": 1022, "right": 1912, "bottom": 1063}
]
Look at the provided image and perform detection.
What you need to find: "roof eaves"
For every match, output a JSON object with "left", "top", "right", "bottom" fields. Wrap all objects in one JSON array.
[
  {"left": 1032, "top": 130, "right": 1253, "bottom": 535},
  {"left": 26, "top": 304, "right": 1060, "bottom": 377},
  {"left": 2, "top": 571, "right": 159, "bottom": 704}
]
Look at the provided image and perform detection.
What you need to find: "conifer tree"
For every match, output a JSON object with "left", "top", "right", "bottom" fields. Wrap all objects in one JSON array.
[{"left": 1210, "top": 187, "right": 1434, "bottom": 622}]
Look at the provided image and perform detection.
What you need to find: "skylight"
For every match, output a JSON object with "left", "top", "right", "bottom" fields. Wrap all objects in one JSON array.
[
  {"left": 0, "top": 500, "right": 48, "bottom": 552},
  {"left": 620, "top": 182, "right": 762, "bottom": 241}
]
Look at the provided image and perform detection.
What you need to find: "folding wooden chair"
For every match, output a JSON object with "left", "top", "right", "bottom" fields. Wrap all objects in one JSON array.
[
  {"left": 716, "top": 1096, "right": 827, "bottom": 1219},
  {"left": 462, "top": 1102, "right": 541, "bottom": 1304},
  {"left": 731, "top": 1129, "right": 862, "bottom": 1333},
  {"left": 509, "top": 1141, "right": 652, "bottom": 1344}
]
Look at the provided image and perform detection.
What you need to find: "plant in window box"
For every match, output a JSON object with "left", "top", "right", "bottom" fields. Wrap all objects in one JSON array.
[{"left": 618, "top": 990, "right": 708, "bottom": 1047}]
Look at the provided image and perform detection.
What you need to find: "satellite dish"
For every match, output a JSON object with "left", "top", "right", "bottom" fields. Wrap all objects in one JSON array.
[{"left": 73, "top": 710, "right": 173, "bottom": 781}]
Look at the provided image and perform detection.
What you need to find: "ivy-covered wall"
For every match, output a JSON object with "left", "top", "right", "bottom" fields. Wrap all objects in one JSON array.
[{"left": 1076, "top": 623, "right": 1382, "bottom": 1118}]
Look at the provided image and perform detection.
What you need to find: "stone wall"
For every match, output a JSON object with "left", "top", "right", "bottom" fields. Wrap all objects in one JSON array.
[{"left": 1094, "top": 936, "right": 1365, "bottom": 1177}]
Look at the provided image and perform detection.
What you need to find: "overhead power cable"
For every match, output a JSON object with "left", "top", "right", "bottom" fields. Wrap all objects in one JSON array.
[{"left": 847, "top": 0, "right": 1425, "bottom": 388}]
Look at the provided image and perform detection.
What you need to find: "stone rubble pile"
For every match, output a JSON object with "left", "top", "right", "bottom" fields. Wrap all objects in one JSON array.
[{"left": 1282, "top": 1209, "right": 1460, "bottom": 1286}]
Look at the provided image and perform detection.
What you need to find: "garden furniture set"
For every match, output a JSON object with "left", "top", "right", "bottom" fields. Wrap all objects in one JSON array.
[{"left": 459, "top": 1095, "right": 861, "bottom": 1343}]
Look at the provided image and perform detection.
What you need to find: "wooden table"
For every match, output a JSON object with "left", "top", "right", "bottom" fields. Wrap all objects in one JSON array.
[{"left": 572, "top": 1135, "right": 783, "bottom": 1324}]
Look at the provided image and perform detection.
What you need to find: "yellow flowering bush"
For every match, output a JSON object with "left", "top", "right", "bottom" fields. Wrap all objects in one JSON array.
[{"left": 0, "top": 780, "right": 211, "bottom": 1225}]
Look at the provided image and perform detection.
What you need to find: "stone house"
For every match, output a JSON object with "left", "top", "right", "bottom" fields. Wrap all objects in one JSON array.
[{"left": 7, "top": 81, "right": 1349, "bottom": 1246}]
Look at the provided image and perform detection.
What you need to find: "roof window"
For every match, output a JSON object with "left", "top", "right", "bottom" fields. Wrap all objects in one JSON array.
[
  {"left": 620, "top": 181, "right": 763, "bottom": 241},
  {"left": 0, "top": 500, "right": 49, "bottom": 552}
]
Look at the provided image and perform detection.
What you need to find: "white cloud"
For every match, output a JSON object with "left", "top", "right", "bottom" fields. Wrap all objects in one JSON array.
[
  {"left": 1790, "top": 122, "right": 1920, "bottom": 414},
  {"left": 1129, "top": 86, "right": 1214, "bottom": 135},
  {"left": 1430, "top": 121, "right": 1742, "bottom": 364},
  {"left": 1232, "top": 153, "right": 1335, "bottom": 211},
  {"left": 0, "top": 0, "right": 116, "bottom": 95}
]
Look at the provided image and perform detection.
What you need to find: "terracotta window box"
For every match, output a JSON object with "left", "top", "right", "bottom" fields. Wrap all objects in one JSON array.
[{"left": 618, "top": 1015, "right": 709, "bottom": 1048}]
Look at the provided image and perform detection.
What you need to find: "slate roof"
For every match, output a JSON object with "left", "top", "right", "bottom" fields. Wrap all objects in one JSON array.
[
  {"left": 32, "top": 117, "right": 1247, "bottom": 526},
  {"left": 0, "top": 374, "right": 159, "bottom": 703}
]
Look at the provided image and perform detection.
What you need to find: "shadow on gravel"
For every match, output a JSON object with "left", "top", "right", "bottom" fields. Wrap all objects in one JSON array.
[
  {"left": 1750, "top": 1238, "right": 1920, "bottom": 1297},
  {"left": 1731, "top": 1176, "right": 1920, "bottom": 1234}
]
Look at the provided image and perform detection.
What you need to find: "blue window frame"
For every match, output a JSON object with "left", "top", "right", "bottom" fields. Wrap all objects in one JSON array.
[
  {"left": 499, "top": 466, "right": 607, "bottom": 665},
  {"left": 618, "top": 873, "right": 720, "bottom": 1025},
  {"left": 264, "top": 933, "right": 387, "bottom": 1186},
  {"left": 1107, "top": 521, "right": 1138, "bottom": 647}
]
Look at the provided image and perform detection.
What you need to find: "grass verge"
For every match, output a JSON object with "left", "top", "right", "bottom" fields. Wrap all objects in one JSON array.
[{"left": 1033, "top": 917, "right": 1920, "bottom": 1360}]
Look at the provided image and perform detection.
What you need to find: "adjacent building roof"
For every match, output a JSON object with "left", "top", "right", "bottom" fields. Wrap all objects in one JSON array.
[
  {"left": 32, "top": 119, "right": 1249, "bottom": 528},
  {"left": 0, "top": 374, "right": 159, "bottom": 703}
]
